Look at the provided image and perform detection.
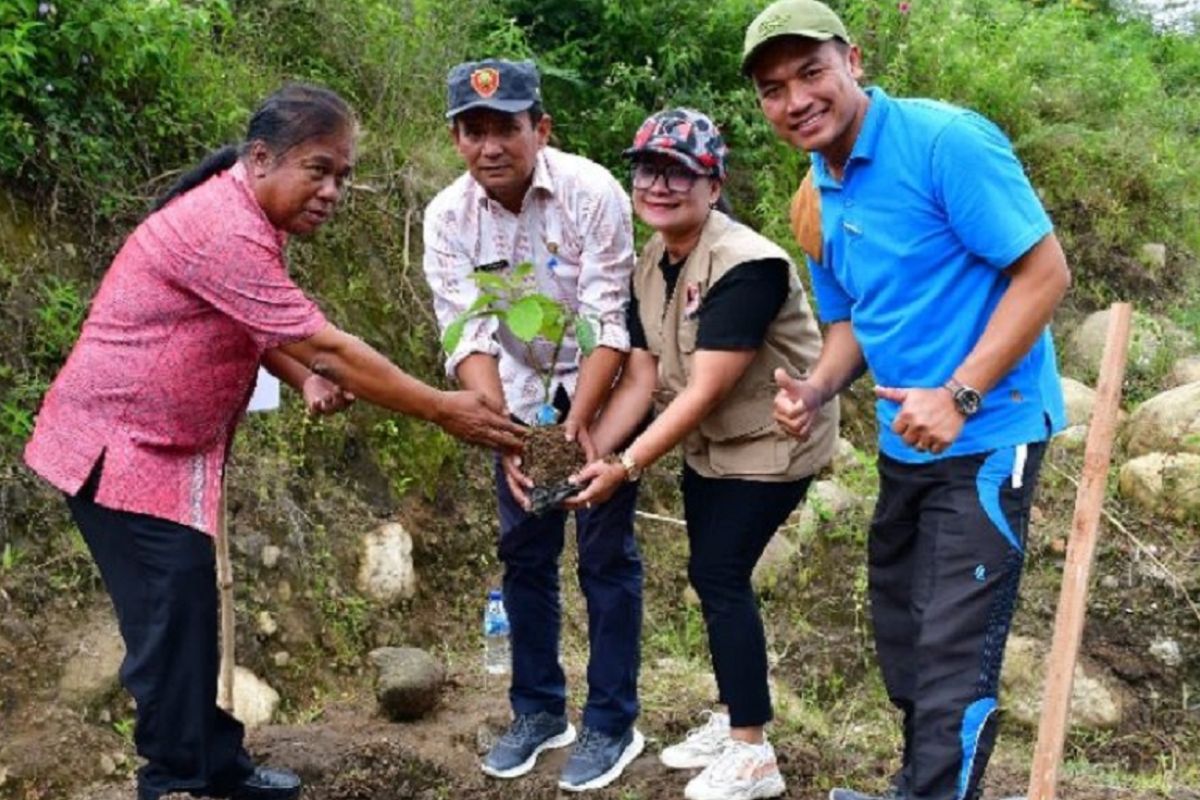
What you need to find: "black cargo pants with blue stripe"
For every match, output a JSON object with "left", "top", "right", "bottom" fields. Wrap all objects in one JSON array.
[{"left": 869, "top": 441, "right": 1046, "bottom": 800}]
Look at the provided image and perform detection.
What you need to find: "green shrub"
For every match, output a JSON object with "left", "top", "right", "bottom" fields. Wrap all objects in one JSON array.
[
  {"left": 0, "top": 261, "right": 86, "bottom": 450},
  {"left": 0, "top": 0, "right": 252, "bottom": 219},
  {"left": 487, "top": 0, "right": 1200, "bottom": 310},
  {"left": 865, "top": 0, "right": 1200, "bottom": 304}
]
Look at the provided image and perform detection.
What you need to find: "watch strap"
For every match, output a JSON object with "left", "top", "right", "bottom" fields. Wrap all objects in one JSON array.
[{"left": 618, "top": 450, "right": 642, "bottom": 482}]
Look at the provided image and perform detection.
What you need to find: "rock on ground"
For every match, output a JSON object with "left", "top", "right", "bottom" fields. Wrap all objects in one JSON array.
[
  {"left": 57, "top": 610, "right": 124, "bottom": 709},
  {"left": 1138, "top": 242, "right": 1166, "bottom": 274},
  {"left": 357, "top": 522, "right": 417, "bottom": 603},
  {"left": 1061, "top": 377, "right": 1098, "bottom": 427},
  {"left": 808, "top": 479, "right": 862, "bottom": 518},
  {"left": 752, "top": 531, "right": 800, "bottom": 593},
  {"left": 832, "top": 437, "right": 864, "bottom": 473},
  {"left": 1068, "top": 309, "right": 1192, "bottom": 377},
  {"left": 1124, "top": 382, "right": 1200, "bottom": 457},
  {"left": 1049, "top": 424, "right": 1089, "bottom": 460},
  {"left": 218, "top": 666, "right": 280, "bottom": 729},
  {"left": 1118, "top": 452, "right": 1200, "bottom": 520},
  {"left": 1166, "top": 355, "right": 1200, "bottom": 388},
  {"left": 751, "top": 479, "right": 863, "bottom": 592},
  {"left": 370, "top": 646, "right": 445, "bottom": 721},
  {"left": 1001, "top": 635, "right": 1125, "bottom": 730},
  {"left": 1149, "top": 638, "right": 1183, "bottom": 669}
]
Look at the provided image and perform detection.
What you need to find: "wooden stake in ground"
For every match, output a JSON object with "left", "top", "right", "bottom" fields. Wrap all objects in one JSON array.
[
  {"left": 216, "top": 475, "right": 235, "bottom": 713},
  {"left": 1026, "top": 302, "right": 1132, "bottom": 800},
  {"left": 215, "top": 370, "right": 280, "bottom": 714}
]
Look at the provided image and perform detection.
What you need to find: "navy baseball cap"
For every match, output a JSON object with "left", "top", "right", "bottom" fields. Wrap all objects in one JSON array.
[{"left": 446, "top": 59, "right": 542, "bottom": 119}]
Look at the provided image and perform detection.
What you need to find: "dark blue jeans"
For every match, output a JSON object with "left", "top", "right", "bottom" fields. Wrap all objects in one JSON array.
[
  {"left": 495, "top": 460, "right": 643, "bottom": 736},
  {"left": 65, "top": 469, "right": 253, "bottom": 800}
]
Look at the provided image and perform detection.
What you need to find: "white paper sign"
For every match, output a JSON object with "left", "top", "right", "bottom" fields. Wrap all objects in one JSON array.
[{"left": 247, "top": 368, "right": 281, "bottom": 413}]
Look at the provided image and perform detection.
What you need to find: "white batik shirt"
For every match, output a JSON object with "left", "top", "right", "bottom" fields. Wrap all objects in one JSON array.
[{"left": 423, "top": 146, "right": 634, "bottom": 424}]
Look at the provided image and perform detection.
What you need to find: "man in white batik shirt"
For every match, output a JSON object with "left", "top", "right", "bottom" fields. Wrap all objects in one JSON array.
[{"left": 422, "top": 58, "right": 645, "bottom": 793}]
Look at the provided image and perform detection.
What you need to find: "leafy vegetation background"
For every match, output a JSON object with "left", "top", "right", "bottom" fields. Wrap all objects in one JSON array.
[
  {"left": 2, "top": 0, "right": 1197, "bottom": 484},
  {"left": 0, "top": 0, "right": 1197, "bottom": 793}
]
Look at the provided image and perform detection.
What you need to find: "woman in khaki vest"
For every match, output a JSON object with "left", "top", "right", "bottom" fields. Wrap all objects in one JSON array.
[{"left": 565, "top": 109, "right": 836, "bottom": 800}]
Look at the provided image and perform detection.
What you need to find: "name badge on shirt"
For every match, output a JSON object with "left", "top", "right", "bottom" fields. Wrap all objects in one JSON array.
[{"left": 476, "top": 259, "right": 510, "bottom": 273}]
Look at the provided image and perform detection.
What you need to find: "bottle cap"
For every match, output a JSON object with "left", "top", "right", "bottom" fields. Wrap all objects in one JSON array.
[{"left": 488, "top": 589, "right": 503, "bottom": 601}]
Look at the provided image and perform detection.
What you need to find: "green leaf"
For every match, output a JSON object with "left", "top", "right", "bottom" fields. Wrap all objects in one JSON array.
[
  {"left": 467, "top": 292, "right": 498, "bottom": 314},
  {"left": 472, "top": 272, "right": 509, "bottom": 292},
  {"left": 541, "top": 306, "right": 567, "bottom": 345},
  {"left": 513, "top": 261, "right": 534, "bottom": 278},
  {"left": 442, "top": 316, "right": 467, "bottom": 354},
  {"left": 575, "top": 315, "right": 597, "bottom": 355},
  {"left": 504, "top": 296, "right": 544, "bottom": 341}
]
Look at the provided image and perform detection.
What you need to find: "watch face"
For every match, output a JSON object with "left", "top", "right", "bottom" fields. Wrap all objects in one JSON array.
[{"left": 956, "top": 388, "right": 982, "bottom": 416}]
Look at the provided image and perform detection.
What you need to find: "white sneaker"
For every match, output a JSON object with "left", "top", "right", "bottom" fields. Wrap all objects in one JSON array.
[
  {"left": 684, "top": 739, "right": 786, "bottom": 800},
  {"left": 660, "top": 710, "right": 731, "bottom": 769}
]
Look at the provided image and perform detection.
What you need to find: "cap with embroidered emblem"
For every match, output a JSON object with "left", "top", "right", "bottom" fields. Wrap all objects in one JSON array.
[
  {"left": 446, "top": 59, "right": 542, "bottom": 119},
  {"left": 741, "top": 0, "right": 850, "bottom": 75}
]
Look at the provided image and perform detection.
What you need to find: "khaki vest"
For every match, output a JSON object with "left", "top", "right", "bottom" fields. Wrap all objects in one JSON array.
[{"left": 634, "top": 210, "right": 837, "bottom": 481}]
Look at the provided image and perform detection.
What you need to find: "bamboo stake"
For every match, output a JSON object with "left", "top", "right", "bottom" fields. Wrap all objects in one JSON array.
[
  {"left": 1027, "top": 302, "right": 1132, "bottom": 800},
  {"left": 216, "top": 473, "right": 235, "bottom": 713}
]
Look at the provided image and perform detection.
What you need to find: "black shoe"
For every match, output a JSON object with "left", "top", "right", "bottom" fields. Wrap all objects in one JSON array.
[{"left": 230, "top": 766, "right": 302, "bottom": 800}]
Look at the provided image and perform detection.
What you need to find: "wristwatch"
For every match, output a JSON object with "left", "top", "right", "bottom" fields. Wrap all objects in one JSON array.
[
  {"left": 617, "top": 450, "right": 643, "bottom": 482},
  {"left": 943, "top": 377, "right": 982, "bottom": 417}
]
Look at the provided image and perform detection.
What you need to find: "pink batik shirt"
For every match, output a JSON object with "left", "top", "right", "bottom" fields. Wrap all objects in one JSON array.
[{"left": 24, "top": 162, "right": 326, "bottom": 536}]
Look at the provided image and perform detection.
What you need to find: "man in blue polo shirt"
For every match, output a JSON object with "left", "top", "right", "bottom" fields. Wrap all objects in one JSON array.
[{"left": 745, "top": 2, "right": 1070, "bottom": 800}]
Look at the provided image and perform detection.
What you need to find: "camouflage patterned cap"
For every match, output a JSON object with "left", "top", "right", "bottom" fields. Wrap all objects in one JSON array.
[{"left": 623, "top": 108, "right": 728, "bottom": 180}]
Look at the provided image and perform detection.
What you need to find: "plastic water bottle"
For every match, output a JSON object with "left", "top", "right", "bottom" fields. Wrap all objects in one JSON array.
[{"left": 483, "top": 589, "right": 511, "bottom": 675}]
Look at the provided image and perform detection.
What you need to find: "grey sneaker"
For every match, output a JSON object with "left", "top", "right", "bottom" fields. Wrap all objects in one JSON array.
[
  {"left": 829, "top": 767, "right": 910, "bottom": 800},
  {"left": 829, "top": 791, "right": 897, "bottom": 800},
  {"left": 558, "top": 726, "right": 645, "bottom": 792},
  {"left": 481, "top": 712, "right": 577, "bottom": 779},
  {"left": 830, "top": 787, "right": 986, "bottom": 800}
]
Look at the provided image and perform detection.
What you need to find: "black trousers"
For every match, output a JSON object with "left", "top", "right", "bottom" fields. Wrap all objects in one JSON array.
[
  {"left": 869, "top": 443, "right": 1046, "bottom": 800},
  {"left": 65, "top": 471, "right": 253, "bottom": 800},
  {"left": 682, "top": 465, "right": 810, "bottom": 728}
]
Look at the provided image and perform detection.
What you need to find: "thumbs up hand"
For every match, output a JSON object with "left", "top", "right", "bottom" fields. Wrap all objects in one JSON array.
[{"left": 773, "top": 367, "right": 827, "bottom": 442}]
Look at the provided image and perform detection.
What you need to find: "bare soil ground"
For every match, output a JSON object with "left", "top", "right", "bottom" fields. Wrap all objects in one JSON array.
[
  {"left": 3, "top": 641, "right": 1197, "bottom": 800},
  {"left": 45, "top": 671, "right": 1195, "bottom": 800},
  {"left": 2, "top": 445, "right": 1196, "bottom": 800}
]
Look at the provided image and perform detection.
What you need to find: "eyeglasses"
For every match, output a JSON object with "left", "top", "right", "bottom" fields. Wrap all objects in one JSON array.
[{"left": 630, "top": 162, "right": 701, "bottom": 193}]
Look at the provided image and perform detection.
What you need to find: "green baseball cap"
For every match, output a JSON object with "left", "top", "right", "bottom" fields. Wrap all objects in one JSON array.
[{"left": 741, "top": 0, "right": 850, "bottom": 75}]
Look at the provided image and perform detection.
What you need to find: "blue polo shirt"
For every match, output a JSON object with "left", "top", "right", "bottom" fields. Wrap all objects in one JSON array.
[{"left": 808, "top": 87, "right": 1066, "bottom": 463}]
